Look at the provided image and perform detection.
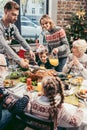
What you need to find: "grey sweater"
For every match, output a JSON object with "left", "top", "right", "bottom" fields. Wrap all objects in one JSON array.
[
  {"left": 45, "top": 26, "right": 70, "bottom": 58},
  {"left": 0, "top": 20, "right": 31, "bottom": 63}
]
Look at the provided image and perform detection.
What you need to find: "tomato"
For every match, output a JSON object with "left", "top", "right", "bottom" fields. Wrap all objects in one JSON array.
[{"left": 84, "top": 90, "right": 87, "bottom": 93}]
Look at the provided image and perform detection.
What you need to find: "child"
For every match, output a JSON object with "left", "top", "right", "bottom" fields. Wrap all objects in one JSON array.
[
  {"left": 36, "top": 45, "right": 52, "bottom": 69},
  {"left": 29, "top": 76, "right": 83, "bottom": 130}
]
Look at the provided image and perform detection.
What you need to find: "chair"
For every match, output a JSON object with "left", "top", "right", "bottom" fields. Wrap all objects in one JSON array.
[{"left": 16, "top": 112, "right": 54, "bottom": 130}]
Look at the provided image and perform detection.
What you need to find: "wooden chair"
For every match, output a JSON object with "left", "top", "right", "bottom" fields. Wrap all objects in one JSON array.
[{"left": 16, "top": 112, "right": 54, "bottom": 130}]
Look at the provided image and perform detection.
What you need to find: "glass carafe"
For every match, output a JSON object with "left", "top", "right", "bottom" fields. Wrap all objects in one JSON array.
[{"left": 49, "top": 53, "right": 59, "bottom": 67}]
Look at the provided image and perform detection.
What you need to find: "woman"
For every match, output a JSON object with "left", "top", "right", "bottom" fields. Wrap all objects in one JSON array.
[
  {"left": 28, "top": 76, "right": 83, "bottom": 130},
  {"left": 40, "top": 14, "right": 70, "bottom": 72},
  {"left": 62, "top": 39, "right": 87, "bottom": 79}
]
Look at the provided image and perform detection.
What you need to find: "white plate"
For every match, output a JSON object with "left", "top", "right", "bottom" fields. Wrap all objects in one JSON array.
[
  {"left": 64, "top": 87, "right": 75, "bottom": 96},
  {"left": 76, "top": 92, "right": 87, "bottom": 100}
]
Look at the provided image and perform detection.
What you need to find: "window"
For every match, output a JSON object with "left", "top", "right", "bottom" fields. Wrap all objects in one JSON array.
[
  {"left": 32, "top": 8, "right": 35, "bottom": 14},
  {"left": 39, "top": 8, "right": 44, "bottom": 14},
  {"left": 20, "top": 0, "right": 48, "bottom": 40},
  {"left": 32, "top": 0, "right": 35, "bottom": 3},
  {"left": 0, "top": 0, "right": 48, "bottom": 40}
]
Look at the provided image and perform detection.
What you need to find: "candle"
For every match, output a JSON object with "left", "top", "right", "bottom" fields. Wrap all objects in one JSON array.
[
  {"left": 27, "top": 78, "right": 31, "bottom": 86},
  {"left": 37, "top": 82, "right": 42, "bottom": 92}
]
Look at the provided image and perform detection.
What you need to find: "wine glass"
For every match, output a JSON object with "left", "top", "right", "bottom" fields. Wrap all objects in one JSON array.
[{"left": 49, "top": 53, "right": 59, "bottom": 67}]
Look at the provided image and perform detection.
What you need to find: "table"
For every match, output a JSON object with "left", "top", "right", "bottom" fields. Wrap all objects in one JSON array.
[{"left": 60, "top": 103, "right": 87, "bottom": 130}]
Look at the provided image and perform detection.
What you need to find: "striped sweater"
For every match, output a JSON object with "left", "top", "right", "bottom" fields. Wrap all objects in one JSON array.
[{"left": 45, "top": 26, "right": 70, "bottom": 58}]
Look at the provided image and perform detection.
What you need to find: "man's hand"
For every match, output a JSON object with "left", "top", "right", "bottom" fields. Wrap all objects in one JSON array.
[
  {"left": 29, "top": 50, "right": 35, "bottom": 60},
  {"left": 19, "top": 58, "right": 29, "bottom": 68}
]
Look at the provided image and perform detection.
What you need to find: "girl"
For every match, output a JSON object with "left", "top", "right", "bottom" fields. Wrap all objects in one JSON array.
[{"left": 29, "top": 76, "right": 83, "bottom": 130}]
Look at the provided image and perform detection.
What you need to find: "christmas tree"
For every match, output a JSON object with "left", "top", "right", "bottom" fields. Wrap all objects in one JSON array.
[{"left": 65, "top": 8, "right": 87, "bottom": 47}]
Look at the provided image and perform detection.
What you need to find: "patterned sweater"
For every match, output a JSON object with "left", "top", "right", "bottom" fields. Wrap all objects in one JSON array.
[
  {"left": 27, "top": 96, "right": 83, "bottom": 127},
  {"left": 0, "top": 20, "right": 31, "bottom": 63},
  {"left": 62, "top": 53, "right": 87, "bottom": 79},
  {"left": 0, "top": 87, "right": 29, "bottom": 119},
  {"left": 45, "top": 26, "right": 70, "bottom": 58}
]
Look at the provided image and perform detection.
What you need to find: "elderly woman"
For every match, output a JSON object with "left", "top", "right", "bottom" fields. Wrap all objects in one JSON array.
[{"left": 62, "top": 39, "right": 87, "bottom": 79}]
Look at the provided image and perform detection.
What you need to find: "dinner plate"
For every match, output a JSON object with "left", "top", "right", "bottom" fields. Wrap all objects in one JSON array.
[
  {"left": 68, "top": 78, "right": 82, "bottom": 86},
  {"left": 3, "top": 79, "right": 16, "bottom": 88},
  {"left": 64, "top": 87, "right": 75, "bottom": 96},
  {"left": 76, "top": 92, "right": 87, "bottom": 100}
]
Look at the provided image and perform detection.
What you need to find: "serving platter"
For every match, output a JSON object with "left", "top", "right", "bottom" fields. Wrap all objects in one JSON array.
[{"left": 3, "top": 79, "right": 16, "bottom": 88}]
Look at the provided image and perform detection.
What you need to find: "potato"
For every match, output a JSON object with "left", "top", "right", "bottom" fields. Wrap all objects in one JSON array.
[{"left": 79, "top": 89, "right": 85, "bottom": 95}]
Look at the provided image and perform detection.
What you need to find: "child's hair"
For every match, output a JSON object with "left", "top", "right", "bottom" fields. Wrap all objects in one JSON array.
[
  {"left": 40, "top": 14, "right": 56, "bottom": 29},
  {"left": 36, "top": 45, "right": 48, "bottom": 53},
  {"left": 42, "top": 76, "right": 64, "bottom": 129}
]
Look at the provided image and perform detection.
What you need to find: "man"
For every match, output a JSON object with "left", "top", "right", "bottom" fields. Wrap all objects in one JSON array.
[
  {"left": 0, "top": 53, "right": 30, "bottom": 130},
  {"left": 0, "top": 87, "right": 30, "bottom": 130},
  {"left": 0, "top": 1, "right": 34, "bottom": 68}
]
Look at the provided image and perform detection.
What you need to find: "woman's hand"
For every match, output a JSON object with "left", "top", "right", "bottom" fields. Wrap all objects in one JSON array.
[
  {"left": 52, "top": 48, "right": 58, "bottom": 54},
  {"left": 72, "top": 56, "right": 79, "bottom": 66}
]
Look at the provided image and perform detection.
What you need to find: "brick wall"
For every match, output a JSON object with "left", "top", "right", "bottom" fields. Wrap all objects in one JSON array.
[{"left": 57, "top": 0, "right": 87, "bottom": 27}]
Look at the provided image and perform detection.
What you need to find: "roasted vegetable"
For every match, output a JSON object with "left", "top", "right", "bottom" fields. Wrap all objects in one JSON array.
[
  {"left": 20, "top": 77, "right": 27, "bottom": 83},
  {"left": 10, "top": 71, "right": 20, "bottom": 79}
]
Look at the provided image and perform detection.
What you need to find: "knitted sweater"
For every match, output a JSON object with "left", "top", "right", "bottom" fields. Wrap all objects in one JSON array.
[
  {"left": 45, "top": 26, "right": 70, "bottom": 58},
  {"left": 28, "top": 96, "right": 83, "bottom": 127},
  {"left": 0, "top": 87, "right": 29, "bottom": 119},
  {"left": 62, "top": 53, "right": 87, "bottom": 79},
  {"left": 0, "top": 20, "right": 31, "bottom": 63}
]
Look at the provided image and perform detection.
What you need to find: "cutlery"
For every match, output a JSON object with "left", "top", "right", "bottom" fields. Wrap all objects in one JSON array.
[{"left": 8, "top": 83, "right": 26, "bottom": 92}]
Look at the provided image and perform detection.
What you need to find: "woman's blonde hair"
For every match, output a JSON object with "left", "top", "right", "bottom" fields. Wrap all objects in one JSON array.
[
  {"left": 40, "top": 14, "right": 56, "bottom": 29},
  {"left": 73, "top": 39, "right": 87, "bottom": 53}
]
